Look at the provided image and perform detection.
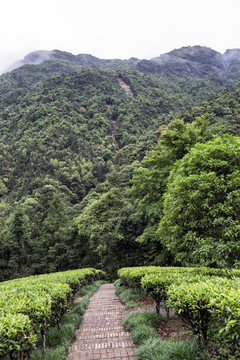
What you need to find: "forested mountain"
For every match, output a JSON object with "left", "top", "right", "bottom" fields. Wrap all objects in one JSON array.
[{"left": 1, "top": 45, "right": 240, "bottom": 280}]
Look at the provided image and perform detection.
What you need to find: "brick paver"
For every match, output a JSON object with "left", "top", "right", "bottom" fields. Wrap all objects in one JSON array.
[{"left": 68, "top": 284, "right": 136, "bottom": 360}]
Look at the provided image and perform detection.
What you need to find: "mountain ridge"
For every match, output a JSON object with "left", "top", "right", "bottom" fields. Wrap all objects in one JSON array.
[{"left": 5, "top": 45, "right": 240, "bottom": 79}]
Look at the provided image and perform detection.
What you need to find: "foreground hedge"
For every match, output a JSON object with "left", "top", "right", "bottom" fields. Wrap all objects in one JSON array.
[
  {"left": 118, "top": 266, "right": 240, "bottom": 351},
  {"left": 118, "top": 266, "right": 238, "bottom": 290},
  {"left": 0, "top": 268, "right": 105, "bottom": 359}
]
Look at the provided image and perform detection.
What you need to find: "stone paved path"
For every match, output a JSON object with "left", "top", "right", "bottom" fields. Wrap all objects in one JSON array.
[{"left": 68, "top": 283, "right": 136, "bottom": 360}]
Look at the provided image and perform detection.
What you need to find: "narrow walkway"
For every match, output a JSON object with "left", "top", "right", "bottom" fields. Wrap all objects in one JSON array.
[{"left": 68, "top": 283, "right": 136, "bottom": 360}]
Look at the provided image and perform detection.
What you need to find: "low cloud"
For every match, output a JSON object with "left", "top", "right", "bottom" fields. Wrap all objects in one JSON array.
[{"left": 4, "top": 50, "right": 54, "bottom": 73}]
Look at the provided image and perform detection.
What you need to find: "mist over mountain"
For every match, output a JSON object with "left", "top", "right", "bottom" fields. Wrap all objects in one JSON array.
[
  {"left": 150, "top": 46, "right": 227, "bottom": 76},
  {"left": 5, "top": 45, "right": 240, "bottom": 81},
  {"left": 6, "top": 50, "right": 54, "bottom": 72}
]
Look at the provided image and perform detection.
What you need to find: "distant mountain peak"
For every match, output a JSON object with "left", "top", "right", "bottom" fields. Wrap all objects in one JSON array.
[
  {"left": 142, "top": 45, "right": 228, "bottom": 77},
  {"left": 223, "top": 49, "right": 240, "bottom": 64},
  {"left": 6, "top": 50, "right": 54, "bottom": 72}
]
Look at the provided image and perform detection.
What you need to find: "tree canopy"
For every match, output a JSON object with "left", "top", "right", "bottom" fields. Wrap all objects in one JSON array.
[
  {"left": 158, "top": 134, "right": 240, "bottom": 268},
  {"left": 130, "top": 116, "right": 211, "bottom": 243}
]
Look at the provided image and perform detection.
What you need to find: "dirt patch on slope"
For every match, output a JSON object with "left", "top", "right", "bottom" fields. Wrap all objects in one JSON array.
[{"left": 158, "top": 317, "right": 193, "bottom": 341}]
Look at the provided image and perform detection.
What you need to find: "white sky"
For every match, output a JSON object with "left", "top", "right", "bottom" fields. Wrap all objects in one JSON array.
[{"left": 0, "top": 0, "right": 240, "bottom": 74}]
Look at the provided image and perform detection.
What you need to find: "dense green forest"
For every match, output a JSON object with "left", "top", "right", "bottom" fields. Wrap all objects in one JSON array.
[{"left": 1, "top": 46, "right": 240, "bottom": 280}]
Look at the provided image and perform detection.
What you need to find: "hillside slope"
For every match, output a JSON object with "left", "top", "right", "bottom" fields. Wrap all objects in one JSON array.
[{"left": 1, "top": 45, "right": 240, "bottom": 279}]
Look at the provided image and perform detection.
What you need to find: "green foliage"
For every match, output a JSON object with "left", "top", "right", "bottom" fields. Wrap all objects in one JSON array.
[
  {"left": 0, "top": 269, "right": 105, "bottom": 359},
  {"left": 124, "top": 310, "right": 200, "bottom": 360},
  {"left": 137, "top": 337, "right": 200, "bottom": 360},
  {"left": 1, "top": 65, "right": 192, "bottom": 279},
  {"left": 45, "top": 323, "right": 75, "bottom": 348},
  {"left": 181, "top": 83, "right": 240, "bottom": 137},
  {"left": 167, "top": 277, "right": 240, "bottom": 356},
  {"left": 118, "top": 266, "right": 231, "bottom": 316},
  {"left": 2, "top": 204, "right": 31, "bottom": 278},
  {"left": 120, "top": 265, "right": 240, "bottom": 356},
  {"left": 114, "top": 279, "right": 143, "bottom": 308},
  {"left": 32, "top": 280, "right": 103, "bottom": 360},
  {"left": 129, "top": 117, "right": 211, "bottom": 265},
  {"left": 118, "top": 266, "right": 164, "bottom": 290},
  {"left": 124, "top": 311, "right": 161, "bottom": 332},
  {"left": 167, "top": 281, "right": 214, "bottom": 346},
  {"left": 77, "top": 188, "right": 145, "bottom": 276},
  {"left": 30, "top": 347, "right": 67, "bottom": 360},
  {"left": 131, "top": 324, "right": 157, "bottom": 345},
  {"left": 158, "top": 134, "right": 240, "bottom": 268},
  {"left": 0, "top": 312, "right": 36, "bottom": 359},
  {"left": 30, "top": 281, "right": 103, "bottom": 360}
]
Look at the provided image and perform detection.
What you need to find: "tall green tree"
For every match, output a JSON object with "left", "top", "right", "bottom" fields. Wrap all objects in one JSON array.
[
  {"left": 5, "top": 205, "right": 31, "bottom": 277},
  {"left": 130, "top": 116, "right": 210, "bottom": 247},
  {"left": 77, "top": 188, "right": 144, "bottom": 276},
  {"left": 25, "top": 185, "right": 71, "bottom": 274},
  {"left": 158, "top": 134, "right": 240, "bottom": 268}
]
